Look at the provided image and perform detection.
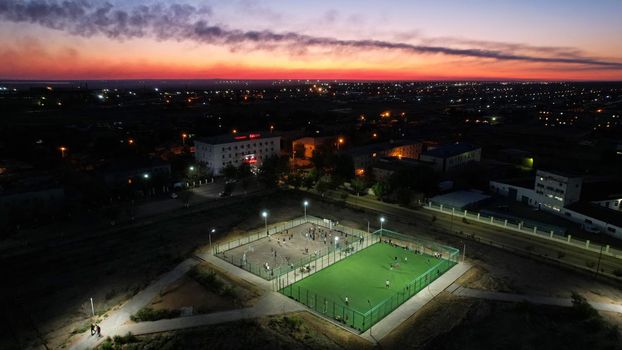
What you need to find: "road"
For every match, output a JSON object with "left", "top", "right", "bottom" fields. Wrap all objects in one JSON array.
[{"left": 317, "top": 190, "right": 622, "bottom": 282}]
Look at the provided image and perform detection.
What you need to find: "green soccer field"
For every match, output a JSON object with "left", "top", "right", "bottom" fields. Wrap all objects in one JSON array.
[{"left": 281, "top": 241, "right": 455, "bottom": 331}]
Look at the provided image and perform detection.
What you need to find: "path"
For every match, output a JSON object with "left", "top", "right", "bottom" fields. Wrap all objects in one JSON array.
[
  {"left": 102, "top": 292, "right": 304, "bottom": 337},
  {"left": 68, "top": 258, "right": 199, "bottom": 350},
  {"left": 448, "top": 284, "right": 622, "bottom": 314},
  {"left": 67, "top": 231, "right": 303, "bottom": 350}
]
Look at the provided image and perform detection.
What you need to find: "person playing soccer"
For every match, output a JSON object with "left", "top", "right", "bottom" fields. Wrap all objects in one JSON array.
[
  {"left": 345, "top": 296, "right": 349, "bottom": 305},
  {"left": 386, "top": 279, "right": 390, "bottom": 288}
]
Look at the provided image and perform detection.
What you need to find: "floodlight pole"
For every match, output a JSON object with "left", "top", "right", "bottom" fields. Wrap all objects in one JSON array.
[
  {"left": 90, "top": 297, "right": 95, "bottom": 317},
  {"left": 209, "top": 228, "right": 215, "bottom": 252},
  {"left": 303, "top": 201, "right": 308, "bottom": 221}
]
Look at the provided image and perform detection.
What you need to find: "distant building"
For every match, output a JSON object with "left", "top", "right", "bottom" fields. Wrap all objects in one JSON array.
[
  {"left": 420, "top": 143, "right": 481, "bottom": 173},
  {"left": 194, "top": 132, "right": 281, "bottom": 175},
  {"left": 342, "top": 140, "right": 422, "bottom": 171},
  {"left": 0, "top": 174, "right": 65, "bottom": 212},
  {"left": 490, "top": 169, "right": 622, "bottom": 238},
  {"left": 292, "top": 136, "right": 334, "bottom": 159},
  {"left": 534, "top": 170, "right": 583, "bottom": 211},
  {"left": 100, "top": 158, "right": 171, "bottom": 187},
  {"left": 370, "top": 157, "right": 434, "bottom": 181}
]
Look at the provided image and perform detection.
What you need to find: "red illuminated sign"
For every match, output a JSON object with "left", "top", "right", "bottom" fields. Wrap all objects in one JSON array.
[{"left": 234, "top": 133, "right": 261, "bottom": 140}]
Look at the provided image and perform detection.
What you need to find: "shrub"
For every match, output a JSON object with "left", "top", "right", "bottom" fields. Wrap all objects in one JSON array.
[
  {"left": 100, "top": 338, "right": 113, "bottom": 350},
  {"left": 221, "top": 285, "right": 237, "bottom": 298},
  {"left": 188, "top": 267, "right": 224, "bottom": 293},
  {"left": 283, "top": 316, "right": 303, "bottom": 332},
  {"left": 613, "top": 269, "right": 622, "bottom": 277},
  {"left": 113, "top": 332, "right": 138, "bottom": 344},
  {"left": 130, "top": 307, "right": 181, "bottom": 322}
]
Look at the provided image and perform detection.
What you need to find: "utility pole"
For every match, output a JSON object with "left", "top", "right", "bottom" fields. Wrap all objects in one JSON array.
[{"left": 595, "top": 245, "right": 604, "bottom": 277}]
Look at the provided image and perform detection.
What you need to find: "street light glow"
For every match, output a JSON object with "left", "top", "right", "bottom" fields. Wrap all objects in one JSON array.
[
  {"left": 262, "top": 211, "right": 268, "bottom": 218},
  {"left": 380, "top": 217, "right": 385, "bottom": 223},
  {"left": 189, "top": 166, "right": 195, "bottom": 171},
  {"left": 143, "top": 173, "right": 150, "bottom": 179},
  {"left": 304, "top": 200, "right": 309, "bottom": 207},
  {"left": 211, "top": 228, "right": 216, "bottom": 233}
]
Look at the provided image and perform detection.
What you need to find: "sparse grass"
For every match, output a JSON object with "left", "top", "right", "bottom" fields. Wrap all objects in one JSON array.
[
  {"left": 188, "top": 267, "right": 224, "bottom": 293},
  {"left": 70, "top": 320, "right": 91, "bottom": 335},
  {"left": 187, "top": 266, "right": 239, "bottom": 299}
]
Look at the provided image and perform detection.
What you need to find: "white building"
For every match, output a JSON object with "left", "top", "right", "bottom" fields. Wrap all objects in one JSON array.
[
  {"left": 194, "top": 132, "right": 281, "bottom": 175},
  {"left": 533, "top": 170, "right": 583, "bottom": 212},
  {"left": 490, "top": 170, "right": 622, "bottom": 239},
  {"left": 420, "top": 143, "right": 481, "bottom": 173}
]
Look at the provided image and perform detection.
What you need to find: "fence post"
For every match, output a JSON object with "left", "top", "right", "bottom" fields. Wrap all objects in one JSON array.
[
  {"left": 477, "top": 213, "right": 480, "bottom": 221},
  {"left": 567, "top": 234, "right": 572, "bottom": 243},
  {"left": 533, "top": 227, "right": 537, "bottom": 234},
  {"left": 490, "top": 216, "right": 494, "bottom": 224},
  {"left": 550, "top": 231, "right": 554, "bottom": 238},
  {"left": 586, "top": 240, "right": 590, "bottom": 249},
  {"left": 606, "top": 245, "right": 610, "bottom": 253},
  {"left": 504, "top": 219, "right": 508, "bottom": 227}
]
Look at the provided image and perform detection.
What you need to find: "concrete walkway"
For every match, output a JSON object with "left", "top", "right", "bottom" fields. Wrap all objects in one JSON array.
[
  {"left": 449, "top": 284, "right": 622, "bottom": 314},
  {"left": 106, "top": 292, "right": 304, "bottom": 337},
  {"left": 360, "top": 262, "right": 472, "bottom": 343},
  {"left": 68, "top": 258, "right": 199, "bottom": 350}
]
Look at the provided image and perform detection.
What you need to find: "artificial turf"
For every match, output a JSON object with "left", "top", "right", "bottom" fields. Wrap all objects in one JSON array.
[{"left": 281, "top": 241, "right": 451, "bottom": 330}]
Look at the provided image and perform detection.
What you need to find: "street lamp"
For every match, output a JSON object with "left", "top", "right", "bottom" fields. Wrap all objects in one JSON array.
[
  {"left": 337, "top": 137, "right": 344, "bottom": 150},
  {"left": 189, "top": 166, "right": 195, "bottom": 171},
  {"left": 143, "top": 173, "right": 150, "bottom": 179},
  {"left": 181, "top": 133, "right": 188, "bottom": 145},
  {"left": 380, "top": 216, "right": 385, "bottom": 233},
  {"left": 209, "top": 228, "right": 216, "bottom": 251},
  {"left": 303, "top": 200, "right": 309, "bottom": 220},
  {"left": 262, "top": 211, "right": 268, "bottom": 235},
  {"left": 59, "top": 146, "right": 67, "bottom": 158}
]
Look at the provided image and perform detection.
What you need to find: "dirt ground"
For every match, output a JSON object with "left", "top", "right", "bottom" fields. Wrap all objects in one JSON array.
[
  {"left": 218, "top": 222, "right": 351, "bottom": 278},
  {"left": 147, "top": 265, "right": 260, "bottom": 317}
]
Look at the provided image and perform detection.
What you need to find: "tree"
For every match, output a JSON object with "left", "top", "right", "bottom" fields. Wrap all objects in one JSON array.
[
  {"left": 351, "top": 177, "right": 368, "bottom": 196},
  {"left": 258, "top": 155, "right": 290, "bottom": 188},
  {"left": 236, "top": 162, "right": 252, "bottom": 180},
  {"left": 293, "top": 143, "right": 306, "bottom": 159},
  {"left": 302, "top": 173, "right": 316, "bottom": 189},
  {"left": 287, "top": 172, "right": 303, "bottom": 189},
  {"left": 222, "top": 164, "right": 237, "bottom": 179},
  {"left": 333, "top": 154, "right": 355, "bottom": 181},
  {"left": 372, "top": 181, "right": 389, "bottom": 200}
]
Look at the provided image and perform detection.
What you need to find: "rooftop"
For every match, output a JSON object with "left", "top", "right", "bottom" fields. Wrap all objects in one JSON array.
[
  {"left": 430, "top": 190, "right": 491, "bottom": 209},
  {"left": 567, "top": 202, "right": 622, "bottom": 228},
  {"left": 195, "top": 132, "right": 280, "bottom": 145},
  {"left": 342, "top": 140, "right": 420, "bottom": 157},
  {"left": 422, "top": 143, "right": 480, "bottom": 159}
]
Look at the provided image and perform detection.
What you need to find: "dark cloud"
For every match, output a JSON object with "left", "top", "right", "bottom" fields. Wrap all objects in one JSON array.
[{"left": 1, "top": 0, "right": 621, "bottom": 69}]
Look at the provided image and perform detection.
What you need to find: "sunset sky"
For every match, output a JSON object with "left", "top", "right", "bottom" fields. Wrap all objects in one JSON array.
[{"left": 1, "top": 0, "right": 622, "bottom": 80}]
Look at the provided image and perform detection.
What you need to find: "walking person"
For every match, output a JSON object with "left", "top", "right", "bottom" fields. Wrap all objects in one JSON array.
[
  {"left": 386, "top": 279, "right": 390, "bottom": 288},
  {"left": 96, "top": 324, "right": 101, "bottom": 337},
  {"left": 345, "top": 296, "right": 349, "bottom": 306},
  {"left": 90, "top": 323, "right": 95, "bottom": 336}
]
